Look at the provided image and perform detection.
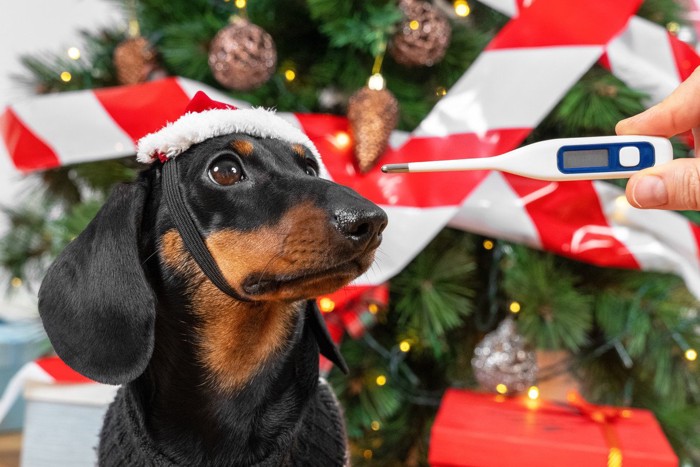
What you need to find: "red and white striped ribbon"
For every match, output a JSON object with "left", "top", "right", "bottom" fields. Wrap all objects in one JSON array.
[
  {"left": 482, "top": 0, "right": 700, "bottom": 105},
  {"left": 2, "top": 0, "right": 700, "bottom": 296},
  {"left": 0, "top": 356, "right": 93, "bottom": 424}
]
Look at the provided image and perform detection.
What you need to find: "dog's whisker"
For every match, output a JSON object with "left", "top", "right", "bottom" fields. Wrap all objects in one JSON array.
[
  {"left": 141, "top": 249, "right": 160, "bottom": 266},
  {"left": 255, "top": 251, "right": 286, "bottom": 288}
]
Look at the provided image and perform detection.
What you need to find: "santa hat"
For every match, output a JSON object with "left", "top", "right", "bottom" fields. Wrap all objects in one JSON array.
[{"left": 136, "top": 92, "right": 324, "bottom": 173}]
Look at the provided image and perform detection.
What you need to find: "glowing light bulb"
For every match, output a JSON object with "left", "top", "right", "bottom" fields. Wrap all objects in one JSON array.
[
  {"left": 495, "top": 383, "right": 508, "bottom": 395},
  {"left": 368, "top": 73, "right": 385, "bottom": 91},
  {"left": 454, "top": 0, "right": 471, "bottom": 17},
  {"left": 409, "top": 20, "right": 420, "bottom": 30},
  {"left": 483, "top": 240, "right": 494, "bottom": 250},
  {"left": 685, "top": 348, "right": 698, "bottom": 361},
  {"left": 399, "top": 340, "right": 411, "bottom": 352},
  {"left": 235, "top": 0, "right": 247, "bottom": 8},
  {"left": 370, "top": 420, "right": 381, "bottom": 431},
  {"left": 527, "top": 386, "right": 539, "bottom": 400},
  {"left": 67, "top": 47, "right": 81, "bottom": 60},
  {"left": 284, "top": 69, "right": 296, "bottom": 82},
  {"left": 318, "top": 297, "right": 335, "bottom": 313},
  {"left": 332, "top": 131, "right": 351, "bottom": 149},
  {"left": 509, "top": 301, "right": 521, "bottom": 314},
  {"left": 376, "top": 375, "right": 387, "bottom": 386},
  {"left": 368, "top": 303, "right": 379, "bottom": 314},
  {"left": 60, "top": 71, "right": 72, "bottom": 82},
  {"left": 363, "top": 449, "right": 373, "bottom": 460}
]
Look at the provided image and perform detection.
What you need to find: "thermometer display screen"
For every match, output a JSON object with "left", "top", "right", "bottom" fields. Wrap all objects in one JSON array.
[{"left": 561, "top": 149, "right": 609, "bottom": 169}]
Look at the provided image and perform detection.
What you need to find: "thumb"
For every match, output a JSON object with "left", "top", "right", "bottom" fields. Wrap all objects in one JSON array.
[{"left": 626, "top": 158, "right": 700, "bottom": 210}]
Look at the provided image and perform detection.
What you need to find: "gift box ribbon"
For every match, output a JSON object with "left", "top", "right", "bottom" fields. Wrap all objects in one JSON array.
[{"left": 566, "top": 391, "right": 626, "bottom": 467}]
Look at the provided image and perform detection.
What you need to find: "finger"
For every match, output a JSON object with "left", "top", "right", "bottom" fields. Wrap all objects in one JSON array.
[
  {"left": 626, "top": 158, "right": 700, "bottom": 210},
  {"left": 617, "top": 68, "right": 700, "bottom": 138},
  {"left": 693, "top": 127, "right": 700, "bottom": 156}
]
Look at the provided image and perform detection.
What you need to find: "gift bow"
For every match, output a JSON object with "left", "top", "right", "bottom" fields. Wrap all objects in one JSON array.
[{"left": 567, "top": 391, "right": 629, "bottom": 467}]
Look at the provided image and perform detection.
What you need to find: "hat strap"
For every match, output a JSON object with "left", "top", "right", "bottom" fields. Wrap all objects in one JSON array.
[
  {"left": 160, "top": 158, "right": 348, "bottom": 373},
  {"left": 162, "top": 159, "right": 252, "bottom": 302}
]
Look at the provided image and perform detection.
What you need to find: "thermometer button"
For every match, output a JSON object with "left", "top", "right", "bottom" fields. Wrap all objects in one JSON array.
[{"left": 619, "top": 146, "right": 641, "bottom": 167}]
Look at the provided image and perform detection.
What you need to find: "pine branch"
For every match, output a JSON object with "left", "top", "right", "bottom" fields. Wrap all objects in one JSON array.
[
  {"left": 637, "top": 0, "right": 686, "bottom": 26},
  {"left": 502, "top": 245, "right": 593, "bottom": 350},
  {"left": 391, "top": 229, "right": 477, "bottom": 357}
]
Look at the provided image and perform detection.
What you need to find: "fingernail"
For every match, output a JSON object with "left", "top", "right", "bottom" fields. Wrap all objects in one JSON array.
[{"left": 632, "top": 175, "right": 668, "bottom": 207}]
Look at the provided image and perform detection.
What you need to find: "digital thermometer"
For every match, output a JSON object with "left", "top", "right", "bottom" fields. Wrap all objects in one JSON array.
[{"left": 381, "top": 136, "right": 672, "bottom": 181}]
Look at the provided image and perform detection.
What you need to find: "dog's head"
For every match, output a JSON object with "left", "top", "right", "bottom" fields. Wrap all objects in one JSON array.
[
  {"left": 159, "top": 134, "right": 386, "bottom": 301},
  {"left": 38, "top": 100, "right": 386, "bottom": 387}
]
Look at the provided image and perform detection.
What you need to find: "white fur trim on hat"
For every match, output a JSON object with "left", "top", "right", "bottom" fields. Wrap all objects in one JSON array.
[{"left": 136, "top": 108, "right": 327, "bottom": 176}]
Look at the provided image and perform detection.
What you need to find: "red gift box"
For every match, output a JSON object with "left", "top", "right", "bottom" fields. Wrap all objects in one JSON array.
[{"left": 429, "top": 389, "right": 677, "bottom": 467}]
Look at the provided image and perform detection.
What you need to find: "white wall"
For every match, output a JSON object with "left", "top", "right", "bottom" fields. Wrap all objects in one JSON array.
[{"left": 0, "top": 0, "right": 123, "bottom": 318}]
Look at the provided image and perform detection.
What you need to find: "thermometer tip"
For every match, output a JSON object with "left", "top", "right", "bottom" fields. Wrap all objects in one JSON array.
[{"left": 381, "top": 163, "right": 409, "bottom": 173}]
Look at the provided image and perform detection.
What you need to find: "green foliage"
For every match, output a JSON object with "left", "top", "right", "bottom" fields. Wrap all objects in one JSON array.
[
  {"left": 159, "top": 14, "right": 224, "bottom": 83},
  {"left": 0, "top": 198, "right": 102, "bottom": 287},
  {"left": 0, "top": 159, "right": 135, "bottom": 287},
  {"left": 306, "top": 0, "right": 353, "bottom": 22},
  {"left": 316, "top": 2, "right": 402, "bottom": 57},
  {"left": 502, "top": 246, "right": 593, "bottom": 351},
  {"left": 551, "top": 68, "right": 648, "bottom": 137},
  {"left": 330, "top": 229, "right": 481, "bottom": 465},
  {"left": 637, "top": 0, "right": 686, "bottom": 26},
  {"left": 392, "top": 229, "right": 476, "bottom": 357},
  {"left": 15, "top": 29, "right": 123, "bottom": 93},
  {"left": 331, "top": 340, "right": 405, "bottom": 437}
]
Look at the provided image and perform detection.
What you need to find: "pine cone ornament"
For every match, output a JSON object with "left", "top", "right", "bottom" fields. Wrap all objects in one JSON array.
[
  {"left": 113, "top": 36, "right": 158, "bottom": 85},
  {"left": 390, "top": 0, "right": 452, "bottom": 67},
  {"left": 471, "top": 318, "right": 537, "bottom": 395},
  {"left": 208, "top": 17, "right": 277, "bottom": 91},
  {"left": 347, "top": 86, "right": 399, "bottom": 173}
]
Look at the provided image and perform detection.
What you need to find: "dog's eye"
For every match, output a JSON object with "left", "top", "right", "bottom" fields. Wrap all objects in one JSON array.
[
  {"left": 209, "top": 158, "right": 244, "bottom": 186},
  {"left": 305, "top": 159, "right": 319, "bottom": 177}
]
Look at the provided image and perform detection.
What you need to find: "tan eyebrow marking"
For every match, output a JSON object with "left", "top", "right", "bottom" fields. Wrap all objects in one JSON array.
[
  {"left": 291, "top": 144, "right": 306, "bottom": 158},
  {"left": 230, "top": 140, "right": 254, "bottom": 157}
]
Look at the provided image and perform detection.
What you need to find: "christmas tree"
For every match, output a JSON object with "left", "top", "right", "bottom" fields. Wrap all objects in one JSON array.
[{"left": 3, "top": 0, "right": 700, "bottom": 465}]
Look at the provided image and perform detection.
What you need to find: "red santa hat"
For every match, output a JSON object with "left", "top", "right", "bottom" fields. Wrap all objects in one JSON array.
[{"left": 136, "top": 91, "right": 325, "bottom": 175}]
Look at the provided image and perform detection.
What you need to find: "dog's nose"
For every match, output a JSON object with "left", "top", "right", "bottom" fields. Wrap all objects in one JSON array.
[
  {"left": 333, "top": 206, "right": 387, "bottom": 245},
  {"left": 324, "top": 184, "right": 387, "bottom": 246}
]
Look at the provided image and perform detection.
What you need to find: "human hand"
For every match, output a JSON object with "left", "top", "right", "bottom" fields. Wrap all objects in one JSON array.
[{"left": 616, "top": 68, "right": 700, "bottom": 210}]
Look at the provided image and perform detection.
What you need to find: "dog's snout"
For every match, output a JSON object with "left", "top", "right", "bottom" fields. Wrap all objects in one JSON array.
[
  {"left": 324, "top": 184, "right": 387, "bottom": 247},
  {"left": 333, "top": 206, "right": 387, "bottom": 244}
]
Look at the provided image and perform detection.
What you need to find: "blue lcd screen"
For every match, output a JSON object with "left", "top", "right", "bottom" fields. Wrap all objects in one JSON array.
[
  {"left": 561, "top": 149, "right": 609, "bottom": 169},
  {"left": 558, "top": 142, "right": 655, "bottom": 174}
]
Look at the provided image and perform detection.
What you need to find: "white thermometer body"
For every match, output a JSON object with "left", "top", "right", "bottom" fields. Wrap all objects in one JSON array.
[{"left": 381, "top": 136, "right": 672, "bottom": 181}]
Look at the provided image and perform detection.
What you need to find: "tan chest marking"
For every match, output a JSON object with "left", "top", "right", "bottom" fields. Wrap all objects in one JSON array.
[{"left": 159, "top": 230, "right": 299, "bottom": 393}]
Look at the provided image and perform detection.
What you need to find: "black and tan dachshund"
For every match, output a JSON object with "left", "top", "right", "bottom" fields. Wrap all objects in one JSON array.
[{"left": 37, "top": 133, "right": 387, "bottom": 466}]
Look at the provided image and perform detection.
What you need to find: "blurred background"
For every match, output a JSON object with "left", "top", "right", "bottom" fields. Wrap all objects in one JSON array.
[{"left": 2, "top": 1, "right": 700, "bottom": 466}]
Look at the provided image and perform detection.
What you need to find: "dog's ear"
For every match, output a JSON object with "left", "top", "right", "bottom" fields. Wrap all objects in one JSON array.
[
  {"left": 38, "top": 182, "right": 155, "bottom": 385},
  {"left": 306, "top": 300, "right": 348, "bottom": 374}
]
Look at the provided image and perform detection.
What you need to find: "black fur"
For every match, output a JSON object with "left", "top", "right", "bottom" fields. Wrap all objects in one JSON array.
[
  {"left": 39, "top": 181, "right": 155, "bottom": 385},
  {"left": 38, "top": 134, "right": 387, "bottom": 466}
]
